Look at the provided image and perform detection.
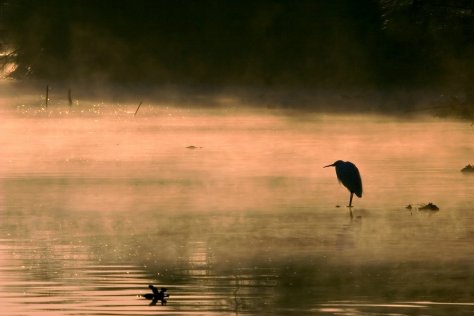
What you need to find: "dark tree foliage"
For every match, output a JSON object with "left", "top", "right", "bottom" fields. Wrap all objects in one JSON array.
[
  {"left": 379, "top": 0, "right": 474, "bottom": 117},
  {"left": 0, "top": 0, "right": 387, "bottom": 86},
  {"left": 380, "top": 1, "right": 474, "bottom": 87},
  {"left": 0, "top": 0, "right": 472, "bottom": 99}
]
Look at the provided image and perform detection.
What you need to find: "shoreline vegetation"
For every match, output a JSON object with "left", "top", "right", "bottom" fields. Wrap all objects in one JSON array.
[{"left": 1, "top": 80, "right": 473, "bottom": 122}]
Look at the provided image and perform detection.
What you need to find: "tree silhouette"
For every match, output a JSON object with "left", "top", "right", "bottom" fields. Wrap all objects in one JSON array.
[{"left": 0, "top": 0, "right": 472, "bottom": 116}]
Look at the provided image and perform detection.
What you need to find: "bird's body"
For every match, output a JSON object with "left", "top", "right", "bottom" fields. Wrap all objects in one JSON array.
[{"left": 324, "top": 160, "right": 363, "bottom": 209}]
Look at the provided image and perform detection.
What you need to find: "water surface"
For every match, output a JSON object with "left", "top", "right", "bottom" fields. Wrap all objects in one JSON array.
[{"left": 0, "top": 100, "right": 473, "bottom": 315}]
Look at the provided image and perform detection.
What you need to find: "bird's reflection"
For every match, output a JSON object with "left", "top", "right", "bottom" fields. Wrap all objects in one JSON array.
[{"left": 142, "top": 284, "right": 169, "bottom": 306}]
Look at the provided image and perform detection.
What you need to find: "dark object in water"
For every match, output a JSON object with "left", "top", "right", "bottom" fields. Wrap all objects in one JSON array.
[
  {"left": 406, "top": 204, "right": 412, "bottom": 210},
  {"left": 141, "top": 285, "right": 169, "bottom": 305},
  {"left": 461, "top": 164, "right": 474, "bottom": 173},
  {"left": 419, "top": 202, "right": 439, "bottom": 211},
  {"left": 186, "top": 145, "right": 202, "bottom": 149}
]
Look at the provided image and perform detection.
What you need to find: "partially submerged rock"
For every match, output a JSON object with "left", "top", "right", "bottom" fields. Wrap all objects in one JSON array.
[{"left": 461, "top": 164, "right": 474, "bottom": 173}]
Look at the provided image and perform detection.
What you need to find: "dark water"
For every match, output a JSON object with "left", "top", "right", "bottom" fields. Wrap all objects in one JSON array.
[{"left": 0, "top": 101, "right": 473, "bottom": 315}]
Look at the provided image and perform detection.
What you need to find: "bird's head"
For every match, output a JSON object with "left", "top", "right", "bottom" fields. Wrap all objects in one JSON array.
[{"left": 323, "top": 160, "right": 344, "bottom": 168}]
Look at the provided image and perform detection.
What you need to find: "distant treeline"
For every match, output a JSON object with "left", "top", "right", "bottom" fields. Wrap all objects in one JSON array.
[{"left": 0, "top": 1, "right": 473, "bottom": 107}]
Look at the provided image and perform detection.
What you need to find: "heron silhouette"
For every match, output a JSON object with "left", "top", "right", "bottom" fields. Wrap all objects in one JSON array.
[{"left": 324, "top": 160, "right": 363, "bottom": 211}]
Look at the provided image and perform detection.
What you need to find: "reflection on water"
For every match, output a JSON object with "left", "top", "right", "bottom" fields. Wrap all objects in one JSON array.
[{"left": 0, "top": 102, "right": 473, "bottom": 315}]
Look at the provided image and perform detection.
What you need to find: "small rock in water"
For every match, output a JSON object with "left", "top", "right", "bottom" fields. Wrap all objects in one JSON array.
[
  {"left": 419, "top": 202, "right": 439, "bottom": 211},
  {"left": 461, "top": 164, "right": 474, "bottom": 173}
]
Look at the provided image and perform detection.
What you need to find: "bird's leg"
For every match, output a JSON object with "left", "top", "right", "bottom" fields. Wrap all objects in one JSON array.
[
  {"left": 348, "top": 192, "right": 354, "bottom": 208},
  {"left": 348, "top": 192, "right": 354, "bottom": 218}
]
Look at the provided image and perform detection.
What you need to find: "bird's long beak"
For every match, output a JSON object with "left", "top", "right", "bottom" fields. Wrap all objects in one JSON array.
[{"left": 323, "top": 163, "right": 335, "bottom": 168}]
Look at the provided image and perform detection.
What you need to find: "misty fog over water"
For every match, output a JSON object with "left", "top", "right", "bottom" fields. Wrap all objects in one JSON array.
[{"left": 0, "top": 93, "right": 473, "bottom": 314}]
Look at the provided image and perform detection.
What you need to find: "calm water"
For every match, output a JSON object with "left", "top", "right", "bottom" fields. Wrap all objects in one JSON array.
[{"left": 0, "top": 97, "right": 473, "bottom": 315}]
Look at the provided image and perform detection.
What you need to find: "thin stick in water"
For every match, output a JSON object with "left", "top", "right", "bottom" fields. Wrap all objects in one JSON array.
[
  {"left": 45, "top": 85, "right": 49, "bottom": 107},
  {"left": 68, "top": 88, "right": 72, "bottom": 106},
  {"left": 134, "top": 101, "right": 143, "bottom": 116}
]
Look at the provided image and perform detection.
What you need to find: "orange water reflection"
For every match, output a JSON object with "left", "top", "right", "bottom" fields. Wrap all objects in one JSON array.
[{"left": 0, "top": 103, "right": 473, "bottom": 315}]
